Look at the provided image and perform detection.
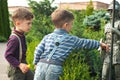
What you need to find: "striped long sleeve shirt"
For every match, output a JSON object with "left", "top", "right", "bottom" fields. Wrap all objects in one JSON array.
[{"left": 33, "top": 29, "right": 100, "bottom": 65}]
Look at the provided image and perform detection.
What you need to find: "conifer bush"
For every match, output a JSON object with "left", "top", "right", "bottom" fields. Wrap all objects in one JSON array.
[{"left": 0, "top": 0, "right": 11, "bottom": 41}]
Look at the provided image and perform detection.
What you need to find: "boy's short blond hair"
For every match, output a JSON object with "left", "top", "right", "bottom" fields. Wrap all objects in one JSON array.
[
  {"left": 12, "top": 8, "right": 34, "bottom": 22},
  {"left": 51, "top": 9, "right": 74, "bottom": 28}
]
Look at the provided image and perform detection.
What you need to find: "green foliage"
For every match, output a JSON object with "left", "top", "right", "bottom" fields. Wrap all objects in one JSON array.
[
  {"left": 59, "top": 10, "right": 104, "bottom": 80},
  {"left": 0, "top": 0, "right": 11, "bottom": 41},
  {"left": 70, "top": 10, "right": 86, "bottom": 37},
  {"left": 81, "top": 18, "right": 106, "bottom": 79},
  {"left": 86, "top": 0, "right": 94, "bottom": 16},
  {"left": 26, "top": 0, "right": 56, "bottom": 43},
  {"left": 84, "top": 15, "right": 100, "bottom": 27},
  {"left": 0, "top": 35, "right": 7, "bottom": 42},
  {"left": 83, "top": 10, "right": 110, "bottom": 31},
  {"left": 26, "top": 40, "right": 40, "bottom": 70},
  {"left": 82, "top": 27, "right": 104, "bottom": 40},
  {"left": 28, "top": 0, "right": 56, "bottom": 17},
  {"left": 60, "top": 50, "right": 99, "bottom": 80}
]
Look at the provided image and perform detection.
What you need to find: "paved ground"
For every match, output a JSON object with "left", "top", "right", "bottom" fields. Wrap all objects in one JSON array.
[{"left": 0, "top": 42, "right": 9, "bottom": 80}]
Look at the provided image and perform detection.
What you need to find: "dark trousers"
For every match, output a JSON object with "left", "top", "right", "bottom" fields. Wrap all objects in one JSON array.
[{"left": 7, "top": 62, "right": 34, "bottom": 80}]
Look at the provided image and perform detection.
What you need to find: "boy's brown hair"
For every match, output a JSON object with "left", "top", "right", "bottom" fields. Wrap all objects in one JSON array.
[
  {"left": 12, "top": 8, "right": 34, "bottom": 22},
  {"left": 51, "top": 9, "right": 74, "bottom": 28}
]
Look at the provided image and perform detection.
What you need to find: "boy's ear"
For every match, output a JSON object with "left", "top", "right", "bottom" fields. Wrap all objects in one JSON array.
[
  {"left": 15, "top": 21, "right": 20, "bottom": 26},
  {"left": 62, "top": 22, "right": 69, "bottom": 29},
  {"left": 64, "top": 23, "right": 68, "bottom": 27}
]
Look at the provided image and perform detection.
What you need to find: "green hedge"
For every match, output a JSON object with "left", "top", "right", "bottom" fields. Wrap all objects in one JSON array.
[{"left": 26, "top": 40, "right": 40, "bottom": 70}]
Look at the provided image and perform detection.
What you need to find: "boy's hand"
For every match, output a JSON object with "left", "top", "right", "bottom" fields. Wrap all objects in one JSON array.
[
  {"left": 18, "top": 63, "right": 30, "bottom": 73},
  {"left": 100, "top": 42, "right": 109, "bottom": 52}
]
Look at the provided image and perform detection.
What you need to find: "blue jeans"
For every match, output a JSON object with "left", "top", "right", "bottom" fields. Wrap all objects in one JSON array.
[{"left": 34, "top": 62, "right": 63, "bottom": 80}]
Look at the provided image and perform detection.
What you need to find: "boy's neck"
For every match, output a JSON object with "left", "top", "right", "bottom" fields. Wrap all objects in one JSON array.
[
  {"left": 56, "top": 28, "right": 66, "bottom": 31},
  {"left": 12, "top": 29, "right": 24, "bottom": 37},
  {"left": 15, "top": 27, "right": 24, "bottom": 33}
]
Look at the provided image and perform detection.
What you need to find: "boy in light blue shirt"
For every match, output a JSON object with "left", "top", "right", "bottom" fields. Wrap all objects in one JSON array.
[{"left": 33, "top": 9, "right": 109, "bottom": 80}]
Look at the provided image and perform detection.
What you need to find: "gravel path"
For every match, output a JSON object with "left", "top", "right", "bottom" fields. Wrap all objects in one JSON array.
[{"left": 0, "top": 42, "right": 9, "bottom": 80}]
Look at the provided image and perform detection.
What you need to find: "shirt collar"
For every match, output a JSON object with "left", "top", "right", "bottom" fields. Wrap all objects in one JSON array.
[
  {"left": 53, "top": 28, "right": 68, "bottom": 35},
  {"left": 13, "top": 29, "right": 24, "bottom": 37}
]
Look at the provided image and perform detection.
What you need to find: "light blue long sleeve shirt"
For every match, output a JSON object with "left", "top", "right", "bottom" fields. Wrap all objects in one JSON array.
[{"left": 33, "top": 29, "right": 100, "bottom": 65}]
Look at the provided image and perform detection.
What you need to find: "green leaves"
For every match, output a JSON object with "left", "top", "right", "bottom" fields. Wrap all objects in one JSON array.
[
  {"left": 26, "top": 0, "right": 56, "bottom": 42},
  {"left": 26, "top": 40, "right": 40, "bottom": 70},
  {"left": 60, "top": 50, "right": 99, "bottom": 80},
  {"left": 86, "top": 0, "right": 94, "bottom": 16},
  {"left": 83, "top": 10, "right": 110, "bottom": 31},
  {"left": 0, "top": 0, "right": 11, "bottom": 41}
]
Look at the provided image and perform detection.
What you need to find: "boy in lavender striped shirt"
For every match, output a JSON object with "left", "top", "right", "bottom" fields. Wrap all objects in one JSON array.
[{"left": 33, "top": 9, "right": 109, "bottom": 80}]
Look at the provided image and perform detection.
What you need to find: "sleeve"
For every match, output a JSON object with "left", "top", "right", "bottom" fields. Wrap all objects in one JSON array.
[
  {"left": 33, "top": 36, "right": 46, "bottom": 65},
  {"left": 112, "top": 21, "right": 120, "bottom": 36},
  {"left": 4, "top": 36, "right": 20, "bottom": 67},
  {"left": 74, "top": 36, "right": 100, "bottom": 49},
  {"left": 112, "top": 27, "right": 120, "bottom": 36}
]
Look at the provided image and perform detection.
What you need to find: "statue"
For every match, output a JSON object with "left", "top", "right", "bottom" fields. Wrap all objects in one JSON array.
[{"left": 102, "top": 1, "right": 120, "bottom": 80}]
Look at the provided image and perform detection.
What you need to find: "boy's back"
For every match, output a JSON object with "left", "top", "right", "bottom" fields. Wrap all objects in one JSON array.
[
  {"left": 33, "top": 9, "right": 109, "bottom": 80},
  {"left": 34, "top": 28, "right": 100, "bottom": 65}
]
